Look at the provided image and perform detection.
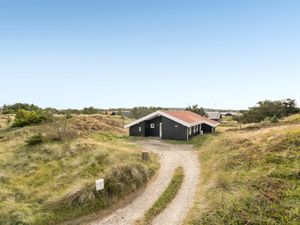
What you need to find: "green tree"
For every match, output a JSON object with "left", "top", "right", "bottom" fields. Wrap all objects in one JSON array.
[
  {"left": 130, "top": 107, "right": 163, "bottom": 119},
  {"left": 185, "top": 104, "right": 206, "bottom": 116},
  {"left": 2, "top": 103, "right": 40, "bottom": 114},
  {"left": 81, "top": 107, "right": 102, "bottom": 114},
  {"left": 234, "top": 99, "right": 299, "bottom": 124}
]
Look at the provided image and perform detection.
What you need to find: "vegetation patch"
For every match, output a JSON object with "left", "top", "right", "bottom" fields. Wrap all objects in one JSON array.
[
  {"left": 186, "top": 125, "right": 300, "bottom": 225},
  {"left": 25, "top": 134, "right": 44, "bottom": 145},
  {"left": 233, "top": 99, "right": 299, "bottom": 124},
  {"left": 0, "top": 115, "right": 159, "bottom": 225},
  {"left": 136, "top": 167, "right": 184, "bottom": 225},
  {"left": 164, "top": 134, "right": 214, "bottom": 148}
]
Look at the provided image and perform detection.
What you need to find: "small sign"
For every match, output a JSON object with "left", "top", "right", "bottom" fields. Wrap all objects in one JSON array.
[{"left": 96, "top": 179, "right": 104, "bottom": 191}]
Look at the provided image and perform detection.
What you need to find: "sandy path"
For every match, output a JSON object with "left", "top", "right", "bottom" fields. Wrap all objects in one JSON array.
[{"left": 87, "top": 139, "right": 200, "bottom": 225}]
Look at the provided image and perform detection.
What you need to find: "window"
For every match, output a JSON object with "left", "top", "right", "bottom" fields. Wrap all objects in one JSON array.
[
  {"left": 188, "top": 128, "right": 192, "bottom": 135},
  {"left": 193, "top": 126, "right": 196, "bottom": 133},
  {"left": 196, "top": 125, "right": 198, "bottom": 132},
  {"left": 139, "top": 126, "right": 141, "bottom": 132},
  {"left": 150, "top": 123, "right": 155, "bottom": 128}
]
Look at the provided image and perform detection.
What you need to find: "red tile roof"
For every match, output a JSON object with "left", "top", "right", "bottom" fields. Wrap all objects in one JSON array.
[
  {"left": 124, "top": 110, "right": 219, "bottom": 128},
  {"left": 163, "top": 110, "right": 219, "bottom": 125}
]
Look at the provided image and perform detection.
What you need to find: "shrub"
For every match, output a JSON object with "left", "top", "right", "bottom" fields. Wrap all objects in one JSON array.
[
  {"left": 2, "top": 103, "right": 41, "bottom": 114},
  {"left": 234, "top": 99, "right": 299, "bottom": 124},
  {"left": 185, "top": 104, "right": 206, "bottom": 116},
  {"left": 48, "top": 117, "right": 76, "bottom": 142},
  {"left": 270, "top": 115, "right": 279, "bottom": 123},
  {"left": 25, "top": 134, "right": 44, "bottom": 146},
  {"left": 12, "top": 109, "right": 52, "bottom": 127},
  {"left": 130, "top": 107, "right": 164, "bottom": 119},
  {"left": 65, "top": 113, "right": 73, "bottom": 119}
]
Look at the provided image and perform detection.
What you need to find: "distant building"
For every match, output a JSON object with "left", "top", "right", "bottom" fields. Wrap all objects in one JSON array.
[
  {"left": 125, "top": 110, "right": 219, "bottom": 141},
  {"left": 207, "top": 112, "right": 222, "bottom": 121},
  {"left": 220, "top": 112, "right": 237, "bottom": 117}
]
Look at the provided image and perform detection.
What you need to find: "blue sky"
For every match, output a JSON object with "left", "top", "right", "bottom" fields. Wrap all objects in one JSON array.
[{"left": 0, "top": 0, "right": 299, "bottom": 109}]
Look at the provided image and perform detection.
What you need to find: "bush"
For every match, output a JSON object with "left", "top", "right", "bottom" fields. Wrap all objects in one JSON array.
[
  {"left": 130, "top": 107, "right": 164, "bottom": 119},
  {"left": 2, "top": 103, "right": 41, "bottom": 114},
  {"left": 270, "top": 115, "right": 279, "bottom": 123},
  {"left": 48, "top": 117, "right": 76, "bottom": 142},
  {"left": 234, "top": 99, "right": 299, "bottom": 124},
  {"left": 65, "top": 113, "right": 73, "bottom": 119},
  {"left": 25, "top": 134, "right": 44, "bottom": 145},
  {"left": 185, "top": 104, "right": 206, "bottom": 116},
  {"left": 12, "top": 109, "right": 52, "bottom": 127}
]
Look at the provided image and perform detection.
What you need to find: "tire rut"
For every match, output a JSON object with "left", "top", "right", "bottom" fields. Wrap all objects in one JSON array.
[{"left": 87, "top": 139, "right": 200, "bottom": 225}]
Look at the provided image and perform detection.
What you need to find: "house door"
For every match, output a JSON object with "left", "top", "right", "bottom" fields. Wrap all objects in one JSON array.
[{"left": 159, "top": 122, "right": 162, "bottom": 138}]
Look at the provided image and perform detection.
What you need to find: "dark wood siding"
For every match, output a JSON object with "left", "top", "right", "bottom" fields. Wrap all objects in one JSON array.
[
  {"left": 129, "top": 122, "right": 146, "bottom": 136},
  {"left": 146, "top": 116, "right": 162, "bottom": 137},
  {"left": 128, "top": 116, "right": 213, "bottom": 141},
  {"left": 201, "top": 123, "right": 214, "bottom": 133},
  {"left": 161, "top": 117, "right": 187, "bottom": 141}
]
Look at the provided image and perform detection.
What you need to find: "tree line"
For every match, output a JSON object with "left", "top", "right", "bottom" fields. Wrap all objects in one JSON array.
[
  {"left": 1, "top": 99, "right": 299, "bottom": 127},
  {"left": 233, "top": 99, "right": 299, "bottom": 124}
]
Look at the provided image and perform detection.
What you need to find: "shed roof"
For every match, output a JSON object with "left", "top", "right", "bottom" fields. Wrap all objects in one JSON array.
[
  {"left": 125, "top": 110, "right": 219, "bottom": 128},
  {"left": 207, "top": 112, "right": 221, "bottom": 120}
]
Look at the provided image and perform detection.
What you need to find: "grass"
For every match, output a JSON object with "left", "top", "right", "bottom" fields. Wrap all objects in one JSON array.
[
  {"left": 283, "top": 113, "right": 300, "bottom": 123},
  {"left": 185, "top": 122, "right": 300, "bottom": 225},
  {"left": 136, "top": 167, "right": 184, "bottom": 225},
  {"left": 0, "top": 114, "right": 159, "bottom": 225},
  {"left": 164, "top": 134, "right": 214, "bottom": 148}
]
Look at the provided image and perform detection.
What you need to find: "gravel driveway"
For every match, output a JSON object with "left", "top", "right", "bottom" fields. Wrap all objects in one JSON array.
[{"left": 87, "top": 139, "right": 200, "bottom": 225}]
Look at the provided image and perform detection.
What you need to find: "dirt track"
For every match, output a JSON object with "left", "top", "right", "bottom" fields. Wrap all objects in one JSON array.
[{"left": 87, "top": 139, "right": 200, "bottom": 225}]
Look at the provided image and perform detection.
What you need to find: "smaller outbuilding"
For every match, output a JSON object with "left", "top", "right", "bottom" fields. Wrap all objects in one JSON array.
[
  {"left": 220, "top": 112, "right": 237, "bottom": 117},
  {"left": 207, "top": 112, "right": 222, "bottom": 121},
  {"left": 125, "top": 110, "right": 219, "bottom": 141}
]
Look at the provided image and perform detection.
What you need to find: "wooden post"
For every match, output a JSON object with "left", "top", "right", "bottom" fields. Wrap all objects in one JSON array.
[{"left": 141, "top": 151, "right": 150, "bottom": 161}]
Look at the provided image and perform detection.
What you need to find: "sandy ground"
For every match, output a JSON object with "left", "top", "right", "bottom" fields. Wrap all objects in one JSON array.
[{"left": 87, "top": 139, "right": 200, "bottom": 225}]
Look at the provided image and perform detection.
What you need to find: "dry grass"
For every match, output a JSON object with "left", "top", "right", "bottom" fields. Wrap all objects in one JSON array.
[
  {"left": 282, "top": 113, "right": 300, "bottom": 123},
  {"left": 185, "top": 122, "right": 300, "bottom": 225},
  {"left": 0, "top": 114, "right": 14, "bottom": 130},
  {"left": 0, "top": 114, "right": 158, "bottom": 225}
]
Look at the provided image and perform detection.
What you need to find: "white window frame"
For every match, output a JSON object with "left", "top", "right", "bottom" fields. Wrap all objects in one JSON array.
[
  {"left": 139, "top": 126, "right": 141, "bottom": 132},
  {"left": 150, "top": 123, "right": 155, "bottom": 128},
  {"left": 193, "top": 126, "right": 196, "bottom": 133},
  {"left": 196, "top": 125, "right": 198, "bottom": 132}
]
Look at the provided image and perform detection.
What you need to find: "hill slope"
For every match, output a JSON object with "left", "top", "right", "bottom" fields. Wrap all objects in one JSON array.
[
  {"left": 0, "top": 114, "right": 158, "bottom": 225},
  {"left": 186, "top": 122, "right": 300, "bottom": 224}
]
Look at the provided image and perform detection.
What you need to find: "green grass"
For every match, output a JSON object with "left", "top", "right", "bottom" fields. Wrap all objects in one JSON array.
[
  {"left": 0, "top": 115, "right": 159, "bottom": 225},
  {"left": 136, "top": 167, "right": 184, "bottom": 225},
  {"left": 186, "top": 124, "right": 300, "bottom": 225},
  {"left": 164, "top": 134, "right": 214, "bottom": 148}
]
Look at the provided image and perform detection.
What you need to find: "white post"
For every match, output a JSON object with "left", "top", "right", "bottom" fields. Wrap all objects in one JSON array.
[
  {"left": 159, "top": 122, "right": 162, "bottom": 138},
  {"left": 186, "top": 127, "right": 189, "bottom": 141}
]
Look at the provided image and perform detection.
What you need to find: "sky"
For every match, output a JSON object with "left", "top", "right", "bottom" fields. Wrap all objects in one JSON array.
[{"left": 0, "top": 0, "right": 299, "bottom": 110}]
